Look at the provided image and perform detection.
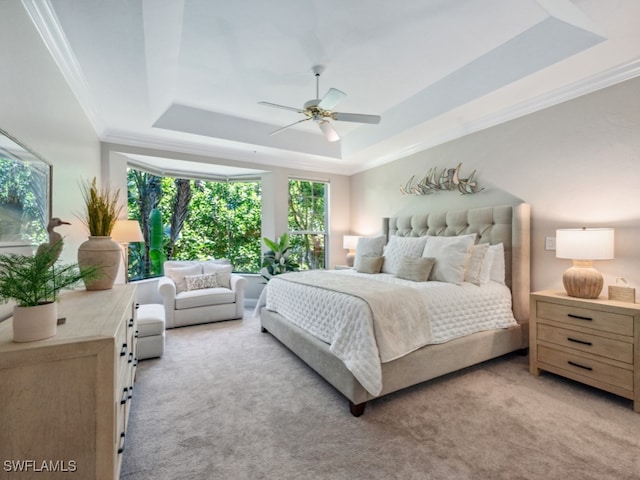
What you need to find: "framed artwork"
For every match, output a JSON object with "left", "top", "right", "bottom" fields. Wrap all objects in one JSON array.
[{"left": 0, "top": 128, "right": 52, "bottom": 253}]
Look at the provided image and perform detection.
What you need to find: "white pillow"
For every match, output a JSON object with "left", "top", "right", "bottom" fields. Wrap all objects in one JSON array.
[
  {"left": 464, "top": 243, "right": 490, "bottom": 286},
  {"left": 354, "top": 236, "right": 386, "bottom": 270},
  {"left": 477, "top": 245, "right": 497, "bottom": 286},
  {"left": 422, "top": 234, "right": 477, "bottom": 284},
  {"left": 382, "top": 236, "right": 428, "bottom": 275},
  {"left": 202, "top": 263, "right": 233, "bottom": 288},
  {"left": 165, "top": 264, "right": 203, "bottom": 293},
  {"left": 489, "top": 243, "right": 506, "bottom": 284}
]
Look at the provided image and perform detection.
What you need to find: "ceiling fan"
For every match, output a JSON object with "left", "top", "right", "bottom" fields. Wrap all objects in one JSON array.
[{"left": 258, "top": 65, "right": 381, "bottom": 142}]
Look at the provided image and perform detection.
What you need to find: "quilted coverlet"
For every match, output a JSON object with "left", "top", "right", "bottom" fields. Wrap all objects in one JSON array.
[{"left": 263, "top": 270, "right": 516, "bottom": 396}]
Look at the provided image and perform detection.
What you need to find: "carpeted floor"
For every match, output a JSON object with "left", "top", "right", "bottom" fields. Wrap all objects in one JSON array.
[{"left": 120, "top": 311, "right": 640, "bottom": 480}]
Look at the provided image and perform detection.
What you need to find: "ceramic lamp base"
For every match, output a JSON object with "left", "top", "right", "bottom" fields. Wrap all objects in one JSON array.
[
  {"left": 563, "top": 260, "right": 603, "bottom": 299},
  {"left": 346, "top": 252, "right": 355, "bottom": 268}
]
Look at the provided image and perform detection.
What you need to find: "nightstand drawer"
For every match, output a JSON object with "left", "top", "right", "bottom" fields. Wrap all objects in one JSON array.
[
  {"left": 538, "top": 345, "right": 633, "bottom": 392},
  {"left": 537, "top": 324, "right": 633, "bottom": 364},
  {"left": 536, "top": 301, "right": 633, "bottom": 336}
]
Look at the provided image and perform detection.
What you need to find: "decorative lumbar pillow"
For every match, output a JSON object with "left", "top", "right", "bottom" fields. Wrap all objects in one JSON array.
[
  {"left": 165, "top": 264, "right": 203, "bottom": 293},
  {"left": 185, "top": 273, "right": 218, "bottom": 291},
  {"left": 382, "top": 235, "right": 428, "bottom": 275},
  {"left": 464, "top": 243, "right": 490, "bottom": 286},
  {"left": 202, "top": 263, "right": 233, "bottom": 288},
  {"left": 396, "top": 256, "right": 435, "bottom": 282},
  {"left": 357, "top": 256, "right": 384, "bottom": 274},
  {"left": 354, "top": 236, "right": 386, "bottom": 270},
  {"left": 422, "top": 234, "right": 477, "bottom": 284}
]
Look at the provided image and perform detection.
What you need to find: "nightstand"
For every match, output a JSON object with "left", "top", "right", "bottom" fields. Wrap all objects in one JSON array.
[
  {"left": 335, "top": 265, "right": 352, "bottom": 270},
  {"left": 530, "top": 290, "right": 640, "bottom": 412}
]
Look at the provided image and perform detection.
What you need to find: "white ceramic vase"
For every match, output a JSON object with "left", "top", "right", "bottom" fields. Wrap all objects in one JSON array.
[
  {"left": 13, "top": 302, "right": 57, "bottom": 342},
  {"left": 78, "top": 236, "right": 121, "bottom": 290}
]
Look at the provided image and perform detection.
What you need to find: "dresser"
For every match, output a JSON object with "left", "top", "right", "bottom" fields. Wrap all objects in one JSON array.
[
  {"left": 530, "top": 290, "right": 640, "bottom": 412},
  {"left": 0, "top": 284, "right": 138, "bottom": 479}
]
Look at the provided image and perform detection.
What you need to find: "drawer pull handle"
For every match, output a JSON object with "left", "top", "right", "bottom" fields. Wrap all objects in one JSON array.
[
  {"left": 128, "top": 352, "right": 134, "bottom": 364},
  {"left": 128, "top": 385, "right": 133, "bottom": 399},
  {"left": 568, "top": 360, "right": 593, "bottom": 371},
  {"left": 567, "top": 337, "right": 592, "bottom": 346},
  {"left": 121, "top": 387, "right": 129, "bottom": 405},
  {"left": 128, "top": 318, "right": 134, "bottom": 328},
  {"left": 120, "top": 343, "right": 128, "bottom": 357},
  {"left": 567, "top": 313, "right": 592, "bottom": 321},
  {"left": 117, "top": 432, "right": 126, "bottom": 454}
]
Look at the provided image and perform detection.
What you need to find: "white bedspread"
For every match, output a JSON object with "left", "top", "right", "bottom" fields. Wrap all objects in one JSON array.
[{"left": 261, "top": 269, "right": 517, "bottom": 396}]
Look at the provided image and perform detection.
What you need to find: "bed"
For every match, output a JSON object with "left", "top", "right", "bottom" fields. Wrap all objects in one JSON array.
[{"left": 259, "top": 203, "right": 530, "bottom": 416}]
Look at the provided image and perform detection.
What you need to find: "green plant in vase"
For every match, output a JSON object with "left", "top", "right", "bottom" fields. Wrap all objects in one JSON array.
[
  {"left": 0, "top": 240, "right": 100, "bottom": 342},
  {"left": 261, "top": 232, "right": 299, "bottom": 281},
  {"left": 77, "top": 177, "right": 125, "bottom": 290}
]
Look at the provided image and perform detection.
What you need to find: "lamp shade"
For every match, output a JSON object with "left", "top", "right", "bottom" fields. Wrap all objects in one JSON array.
[
  {"left": 111, "top": 220, "right": 144, "bottom": 243},
  {"left": 343, "top": 235, "right": 360, "bottom": 250},
  {"left": 556, "top": 228, "right": 614, "bottom": 260}
]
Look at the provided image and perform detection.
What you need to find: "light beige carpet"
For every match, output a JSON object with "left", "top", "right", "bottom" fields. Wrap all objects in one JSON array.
[{"left": 120, "top": 311, "right": 640, "bottom": 480}]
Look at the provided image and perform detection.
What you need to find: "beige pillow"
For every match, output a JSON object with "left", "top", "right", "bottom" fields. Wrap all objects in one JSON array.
[
  {"left": 356, "top": 256, "right": 384, "bottom": 274},
  {"left": 396, "top": 256, "right": 435, "bottom": 282},
  {"left": 165, "top": 265, "right": 203, "bottom": 293},
  {"left": 202, "top": 263, "right": 233, "bottom": 288},
  {"left": 185, "top": 273, "right": 218, "bottom": 291},
  {"left": 354, "top": 236, "right": 386, "bottom": 270}
]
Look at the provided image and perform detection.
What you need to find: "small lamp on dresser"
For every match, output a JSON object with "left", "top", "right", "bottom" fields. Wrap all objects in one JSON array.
[
  {"left": 111, "top": 219, "right": 144, "bottom": 283},
  {"left": 556, "top": 227, "right": 614, "bottom": 299},
  {"left": 343, "top": 235, "right": 360, "bottom": 268}
]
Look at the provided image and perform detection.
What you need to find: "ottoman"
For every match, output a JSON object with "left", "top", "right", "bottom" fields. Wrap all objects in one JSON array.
[{"left": 136, "top": 304, "right": 165, "bottom": 360}]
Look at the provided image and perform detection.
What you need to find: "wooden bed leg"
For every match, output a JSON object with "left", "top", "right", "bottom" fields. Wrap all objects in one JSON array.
[{"left": 349, "top": 401, "right": 366, "bottom": 417}]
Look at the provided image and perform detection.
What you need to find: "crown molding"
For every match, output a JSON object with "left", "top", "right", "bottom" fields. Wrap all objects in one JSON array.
[
  {"left": 353, "top": 58, "right": 640, "bottom": 175},
  {"left": 21, "top": 0, "right": 105, "bottom": 135}
]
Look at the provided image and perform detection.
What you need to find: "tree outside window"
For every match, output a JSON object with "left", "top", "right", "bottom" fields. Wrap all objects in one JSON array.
[
  {"left": 288, "top": 179, "right": 328, "bottom": 270},
  {"left": 126, "top": 168, "right": 262, "bottom": 280}
]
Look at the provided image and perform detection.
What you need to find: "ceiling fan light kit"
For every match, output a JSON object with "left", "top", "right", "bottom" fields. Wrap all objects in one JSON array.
[{"left": 259, "top": 65, "right": 381, "bottom": 142}]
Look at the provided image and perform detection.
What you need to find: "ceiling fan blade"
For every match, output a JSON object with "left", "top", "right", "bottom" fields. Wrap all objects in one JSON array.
[
  {"left": 318, "top": 120, "right": 340, "bottom": 142},
  {"left": 317, "top": 88, "right": 346, "bottom": 111},
  {"left": 332, "top": 112, "right": 381, "bottom": 124},
  {"left": 268, "top": 117, "right": 311, "bottom": 136},
  {"left": 258, "top": 101, "right": 304, "bottom": 114}
]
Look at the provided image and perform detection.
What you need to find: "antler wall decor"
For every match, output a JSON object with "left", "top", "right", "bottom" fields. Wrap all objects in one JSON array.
[{"left": 400, "top": 163, "right": 483, "bottom": 196}]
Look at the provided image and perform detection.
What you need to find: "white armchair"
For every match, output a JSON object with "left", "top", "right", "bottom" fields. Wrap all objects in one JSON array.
[{"left": 158, "top": 260, "right": 247, "bottom": 329}]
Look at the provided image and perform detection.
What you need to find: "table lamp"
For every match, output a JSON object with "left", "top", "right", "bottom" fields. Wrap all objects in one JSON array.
[
  {"left": 111, "top": 220, "right": 144, "bottom": 283},
  {"left": 343, "top": 235, "right": 360, "bottom": 267},
  {"left": 556, "top": 227, "right": 614, "bottom": 299}
]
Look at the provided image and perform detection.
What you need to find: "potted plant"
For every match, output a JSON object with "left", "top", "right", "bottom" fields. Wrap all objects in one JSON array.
[
  {"left": 261, "top": 233, "right": 299, "bottom": 281},
  {"left": 0, "top": 241, "right": 98, "bottom": 342},
  {"left": 77, "top": 177, "right": 124, "bottom": 290}
]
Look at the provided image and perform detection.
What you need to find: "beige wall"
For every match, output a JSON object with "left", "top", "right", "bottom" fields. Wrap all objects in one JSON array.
[{"left": 351, "top": 76, "right": 640, "bottom": 297}]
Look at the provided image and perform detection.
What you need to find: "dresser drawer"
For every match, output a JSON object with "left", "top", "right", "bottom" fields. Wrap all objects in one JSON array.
[
  {"left": 536, "top": 301, "right": 633, "bottom": 336},
  {"left": 537, "top": 323, "right": 633, "bottom": 364},
  {"left": 538, "top": 345, "right": 633, "bottom": 392}
]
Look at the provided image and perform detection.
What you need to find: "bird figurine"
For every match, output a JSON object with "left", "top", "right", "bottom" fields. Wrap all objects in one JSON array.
[{"left": 36, "top": 217, "right": 71, "bottom": 264}]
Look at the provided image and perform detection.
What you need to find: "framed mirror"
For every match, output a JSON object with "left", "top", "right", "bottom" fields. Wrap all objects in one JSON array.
[{"left": 0, "top": 129, "right": 52, "bottom": 254}]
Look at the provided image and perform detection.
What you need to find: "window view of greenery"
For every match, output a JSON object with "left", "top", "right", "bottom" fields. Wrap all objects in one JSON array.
[
  {"left": 0, "top": 157, "right": 48, "bottom": 245},
  {"left": 126, "top": 168, "right": 261, "bottom": 280},
  {"left": 288, "top": 179, "right": 328, "bottom": 270}
]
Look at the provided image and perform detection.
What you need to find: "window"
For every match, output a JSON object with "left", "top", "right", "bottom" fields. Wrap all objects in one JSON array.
[
  {"left": 288, "top": 179, "right": 328, "bottom": 270},
  {"left": 127, "top": 168, "right": 261, "bottom": 280}
]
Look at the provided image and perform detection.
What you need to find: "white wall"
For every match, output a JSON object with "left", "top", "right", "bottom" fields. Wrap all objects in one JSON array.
[
  {"left": 350, "top": 76, "right": 640, "bottom": 298},
  {"left": 0, "top": 2, "right": 102, "bottom": 318}
]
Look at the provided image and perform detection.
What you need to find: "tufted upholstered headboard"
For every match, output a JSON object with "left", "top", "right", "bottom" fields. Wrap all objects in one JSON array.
[{"left": 382, "top": 204, "right": 531, "bottom": 324}]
